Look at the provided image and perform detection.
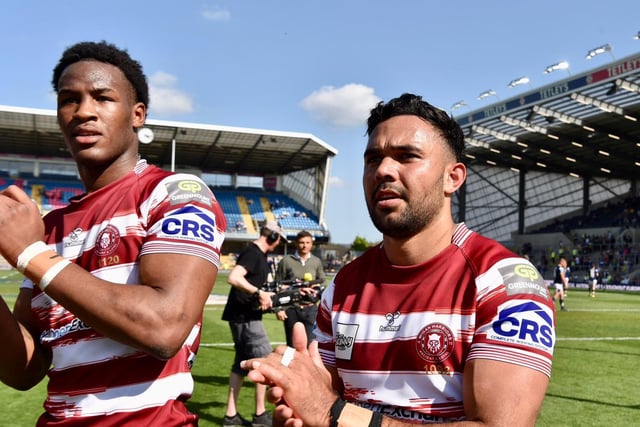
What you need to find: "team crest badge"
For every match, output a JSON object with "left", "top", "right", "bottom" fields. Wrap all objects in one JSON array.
[
  {"left": 416, "top": 322, "right": 455, "bottom": 363},
  {"left": 95, "top": 225, "right": 121, "bottom": 256}
]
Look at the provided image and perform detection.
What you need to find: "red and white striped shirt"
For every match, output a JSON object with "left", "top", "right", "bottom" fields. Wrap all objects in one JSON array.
[
  {"left": 22, "top": 160, "right": 226, "bottom": 426},
  {"left": 316, "top": 223, "right": 555, "bottom": 423}
]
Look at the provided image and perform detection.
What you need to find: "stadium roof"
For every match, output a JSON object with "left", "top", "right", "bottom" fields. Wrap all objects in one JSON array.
[
  {"left": 0, "top": 105, "right": 338, "bottom": 176},
  {"left": 453, "top": 52, "right": 640, "bottom": 181}
]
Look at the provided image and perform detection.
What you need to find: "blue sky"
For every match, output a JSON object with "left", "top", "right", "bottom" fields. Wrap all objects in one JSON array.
[{"left": 1, "top": 1, "right": 639, "bottom": 244}]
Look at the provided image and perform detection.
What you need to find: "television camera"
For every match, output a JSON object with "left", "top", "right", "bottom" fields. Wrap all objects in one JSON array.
[{"left": 258, "top": 276, "right": 325, "bottom": 312}]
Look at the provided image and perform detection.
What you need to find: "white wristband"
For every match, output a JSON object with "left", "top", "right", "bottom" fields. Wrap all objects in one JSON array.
[
  {"left": 39, "top": 259, "right": 71, "bottom": 291},
  {"left": 16, "top": 241, "right": 49, "bottom": 273}
]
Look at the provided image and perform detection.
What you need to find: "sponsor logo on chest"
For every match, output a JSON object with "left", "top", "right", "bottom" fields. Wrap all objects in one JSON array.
[{"left": 335, "top": 322, "right": 359, "bottom": 360}]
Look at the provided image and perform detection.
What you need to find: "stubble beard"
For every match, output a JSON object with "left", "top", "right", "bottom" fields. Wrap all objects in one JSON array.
[{"left": 367, "top": 181, "right": 444, "bottom": 239}]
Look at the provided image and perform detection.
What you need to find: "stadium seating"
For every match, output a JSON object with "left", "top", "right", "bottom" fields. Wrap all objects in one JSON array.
[
  {"left": 0, "top": 177, "right": 84, "bottom": 214},
  {"left": 0, "top": 177, "right": 326, "bottom": 245},
  {"left": 211, "top": 188, "right": 323, "bottom": 235}
]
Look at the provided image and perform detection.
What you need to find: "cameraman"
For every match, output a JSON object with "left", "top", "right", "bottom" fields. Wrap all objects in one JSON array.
[
  {"left": 221, "top": 221, "right": 286, "bottom": 427},
  {"left": 275, "top": 230, "right": 326, "bottom": 346}
]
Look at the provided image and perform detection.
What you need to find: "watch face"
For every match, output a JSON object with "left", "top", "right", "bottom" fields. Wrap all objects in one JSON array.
[{"left": 138, "top": 127, "right": 154, "bottom": 144}]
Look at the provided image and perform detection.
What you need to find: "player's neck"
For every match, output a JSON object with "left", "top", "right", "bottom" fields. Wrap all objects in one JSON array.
[{"left": 383, "top": 216, "right": 457, "bottom": 266}]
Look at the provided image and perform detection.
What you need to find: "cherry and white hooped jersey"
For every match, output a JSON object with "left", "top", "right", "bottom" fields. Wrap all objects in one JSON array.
[
  {"left": 21, "top": 160, "right": 227, "bottom": 426},
  {"left": 316, "top": 223, "right": 555, "bottom": 423}
]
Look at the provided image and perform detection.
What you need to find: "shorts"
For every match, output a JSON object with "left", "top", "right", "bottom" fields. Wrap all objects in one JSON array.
[
  {"left": 229, "top": 320, "right": 273, "bottom": 375},
  {"left": 553, "top": 283, "right": 564, "bottom": 292}
]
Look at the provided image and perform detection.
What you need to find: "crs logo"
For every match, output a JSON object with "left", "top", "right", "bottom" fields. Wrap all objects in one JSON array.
[
  {"left": 161, "top": 206, "right": 217, "bottom": 243},
  {"left": 178, "top": 180, "right": 202, "bottom": 193},
  {"left": 514, "top": 264, "right": 539, "bottom": 281},
  {"left": 491, "top": 302, "right": 554, "bottom": 350}
]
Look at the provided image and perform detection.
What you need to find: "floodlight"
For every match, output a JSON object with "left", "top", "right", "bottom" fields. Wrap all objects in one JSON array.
[
  {"left": 507, "top": 76, "right": 531, "bottom": 88},
  {"left": 634, "top": 31, "right": 640, "bottom": 40},
  {"left": 543, "top": 61, "right": 570, "bottom": 74},
  {"left": 585, "top": 43, "right": 613, "bottom": 60},
  {"left": 477, "top": 89, "right": 498, "bottom": 101},
  {"left": 451, "top": 100, "right": 468, "bottom": 112}
]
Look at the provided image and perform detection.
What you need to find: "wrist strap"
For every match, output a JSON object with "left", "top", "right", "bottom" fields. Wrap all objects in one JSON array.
[{"left": 329, "top": 397, "right": 346, "bottom": 427}]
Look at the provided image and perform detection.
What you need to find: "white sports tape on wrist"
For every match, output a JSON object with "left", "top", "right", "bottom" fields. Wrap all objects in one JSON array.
[
  {"left": 39, "top": 259, "right": 71, "bottom": 291},
  {"left": 16, "top": 241, "right": 49, "bottom": 273}
]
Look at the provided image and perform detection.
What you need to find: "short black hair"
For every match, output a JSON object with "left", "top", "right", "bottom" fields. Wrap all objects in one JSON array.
[
  {"left": 51, "top": 40, "right": 149, "bottom": 109},
  {"left": 366, "top": 93, "right": 465, "bottom": 162},
  {"left": 295, "top": 230, "right": 313, "bottom": 241}
]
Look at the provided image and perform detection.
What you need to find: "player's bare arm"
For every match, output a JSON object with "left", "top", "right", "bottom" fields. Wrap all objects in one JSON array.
[
  {"left": 41, "top": 252, "right": 217, "bottom": 360},
  {"left": 460, "top": 359, "right": 549, "bottom": 427},
  {"left": 0, "top": 291, "right": 51, "bottom": 390}
]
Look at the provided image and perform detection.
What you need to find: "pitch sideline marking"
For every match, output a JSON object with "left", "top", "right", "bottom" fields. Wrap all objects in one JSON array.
[
  {"left": 556, "top": 336, "right": 640, "bottom": 341},
  {"left": 201, "top": 341, "right": 285, "bottom": 347},
  {"left": 199, "top": 337, "right": 640, "bottom": 347}
]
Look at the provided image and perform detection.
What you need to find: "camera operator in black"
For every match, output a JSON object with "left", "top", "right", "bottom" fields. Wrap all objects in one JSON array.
[
  {"left": 275, "top": 230, "right": 326, "bottom": 346},
  {"left": 221, "top": 221, "right": 286, "bottom": 427}
]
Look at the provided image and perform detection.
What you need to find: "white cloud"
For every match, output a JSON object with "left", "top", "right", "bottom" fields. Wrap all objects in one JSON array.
[
  {"left": 300, "top": 84, "right": 380, "bottom": 128},
  {"left": 329, "top": 176, "right": 345, "bottom": 187},
  {"left": 148, "top": 71, "right": 194, "bottom": 117},
  {"left": 202, "top": 7, "right": 231, "bottom": 22}
]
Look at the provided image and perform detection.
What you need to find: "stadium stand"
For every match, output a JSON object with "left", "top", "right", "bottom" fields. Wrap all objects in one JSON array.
[
  {"left": 0, "top": 176, "right": 84, "bottom": 213},
  {"left": 0, "top": 107, "right": 337, "bottom": 256},
  {"left": 212, "top": 188, "right": 324, "bottom": 238}
]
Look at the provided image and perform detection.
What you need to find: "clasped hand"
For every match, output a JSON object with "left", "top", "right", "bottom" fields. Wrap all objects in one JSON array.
[{"left": 241, "top": 323, "right": 336, "bottom": 427}]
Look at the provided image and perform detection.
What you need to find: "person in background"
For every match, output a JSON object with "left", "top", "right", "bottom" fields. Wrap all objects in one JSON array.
[
  {"left": 553, "top": 256, "right": 569, "bottom": 311},
  {"left": 243, "top": 93, "right": 555, "bottom": 426},
  {"left": 0, "top": 40, "right": 226, "bottom": 426},
  {"left": 589, "top": 262, "right": 599, "bottom": 298},
  {"left": 221, "top": 221, "right": 286, "bottom": 427},
  {"left": 275, "top": 230, "right": 326, "bottom": 346}
]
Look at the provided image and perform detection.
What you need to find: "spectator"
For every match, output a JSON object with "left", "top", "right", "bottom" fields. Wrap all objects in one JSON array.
[{"left": 275, "top": 230, "right": 326, "bottom": 346}]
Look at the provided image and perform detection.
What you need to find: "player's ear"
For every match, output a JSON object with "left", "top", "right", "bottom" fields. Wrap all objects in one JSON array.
[
  {"left": 132, "top": 102, "right": 146, "bottom": 128},
  {"left": 444, "top": 161, "right": 466, "bottom": 195}
]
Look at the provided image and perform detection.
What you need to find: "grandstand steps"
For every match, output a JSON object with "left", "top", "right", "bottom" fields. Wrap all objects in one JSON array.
[
  {"left": 236, "top": 195, "right": 257, "bottom": 233},
  {"left": 260, "top": 197, "right": 276, "bottom": 222},
  {"left": 30, "top": 184, "right": 44, "bottom": 205}
]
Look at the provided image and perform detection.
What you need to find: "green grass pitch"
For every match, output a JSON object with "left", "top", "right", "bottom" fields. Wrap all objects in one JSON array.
[{"left": 1, "top": 270, "right": 639, "bottom": 426}]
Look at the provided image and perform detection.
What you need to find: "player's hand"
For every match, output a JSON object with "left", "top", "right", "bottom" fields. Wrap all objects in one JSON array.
[
  {"left": 0, "top": 185, "right": 45, "bottom": 264},
  {"left": 243, "top": 323, "right": 334, "bottom": 427}
]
